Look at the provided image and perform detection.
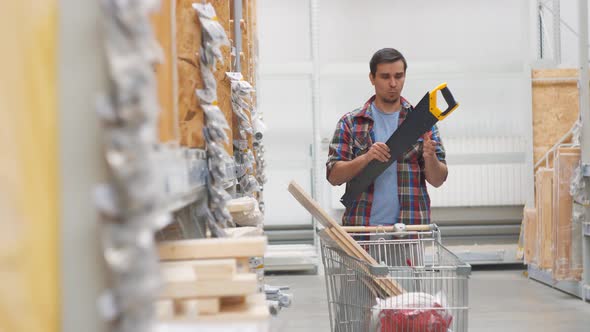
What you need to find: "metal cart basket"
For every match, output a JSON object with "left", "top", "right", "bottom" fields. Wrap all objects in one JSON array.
[{"left": 320, "top": 225, "right": 471, "bottom": 332}]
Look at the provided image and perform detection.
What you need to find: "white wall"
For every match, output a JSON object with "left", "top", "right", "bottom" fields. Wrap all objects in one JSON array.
[{"left": 258, "top": 0, "right": 535, "bottom": 226}]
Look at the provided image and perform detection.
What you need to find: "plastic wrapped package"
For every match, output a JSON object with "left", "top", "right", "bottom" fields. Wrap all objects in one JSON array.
[
  {"left": 195, "top": 59, "right": 217, "bottom": 104},
  {"left": 535, "top": 167, "right": 554, "bottom": 269},
  {"left": 192, "top": 3, "right": 229, "bottom": 66},
  {"left": 102, "top": 1, "right": 163, "bottom": 125},
  {"left": 239, "top": 174, "right": 260, "bottom": 196},
  {"left": 522, "top": 208, "right": 538, "bottom": 265},
  {"left": 252, "top": 113, "right": 266, "bottom": 141},
  {"left": 228, "top": 197, "right": 264, "bottom": 227},
  {"left": 569, "top": 157, "right": 586, "bottom": 280},
  {"left": 226, "top": 72, "right": 254, "bottom": 140},
  {"left": 371, "top": 292, "right": 453, "bottom": 332},
  {"left": 552, "top": 147, "right": 580, "bottom": 280}
]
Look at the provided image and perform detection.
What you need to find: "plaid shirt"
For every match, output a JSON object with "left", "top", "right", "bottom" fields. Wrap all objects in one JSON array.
[{"left": 326, "top": 95, "right": 446, "bottom": 226}]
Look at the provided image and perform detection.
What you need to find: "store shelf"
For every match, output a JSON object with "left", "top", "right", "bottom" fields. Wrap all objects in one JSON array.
[{"left": 528, "top": 264, "right": 588, "bottom": 300}]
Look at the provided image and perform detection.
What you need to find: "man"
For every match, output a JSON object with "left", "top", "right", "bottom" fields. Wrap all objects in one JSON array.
[{"left": 326, "top": 48, "right": 448, "bottom": 227}]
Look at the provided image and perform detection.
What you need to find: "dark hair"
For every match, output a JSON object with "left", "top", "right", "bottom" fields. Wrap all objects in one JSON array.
[{"left": 370, "top": 48, "right": 407, "bottom": 76}]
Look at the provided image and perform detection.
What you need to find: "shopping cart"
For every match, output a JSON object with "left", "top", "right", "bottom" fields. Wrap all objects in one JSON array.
[{"left": 320, "top": 224, "right": 471, "bottom": 332}]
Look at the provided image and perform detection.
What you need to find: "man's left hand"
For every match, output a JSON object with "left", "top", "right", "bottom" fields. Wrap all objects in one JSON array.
[{"left": 423, "top": 132, "right": 437, "bottom": 160}]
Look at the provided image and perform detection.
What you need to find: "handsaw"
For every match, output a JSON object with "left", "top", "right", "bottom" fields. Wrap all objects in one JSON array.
[{"left": 340, "top": 83, "right": 459, "bottom": 207}]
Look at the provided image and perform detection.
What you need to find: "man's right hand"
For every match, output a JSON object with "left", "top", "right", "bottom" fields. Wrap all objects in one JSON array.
[{"left": 363, "top": 142, "right": 391, "bottom": 163}]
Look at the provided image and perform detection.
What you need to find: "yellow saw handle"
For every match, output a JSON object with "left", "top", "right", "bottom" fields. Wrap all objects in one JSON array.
[{"left": 429, "top": 82, "right": 459, "bottom": 121}]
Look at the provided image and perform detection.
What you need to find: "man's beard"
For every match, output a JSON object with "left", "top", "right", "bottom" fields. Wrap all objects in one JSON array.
[{"left": 381, "top": 96, "right": 399, "bottom": 104}]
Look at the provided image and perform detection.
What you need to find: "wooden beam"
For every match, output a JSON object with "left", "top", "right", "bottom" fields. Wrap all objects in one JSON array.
[
  {"left": 160, "top": 259, "right": 237, "bottom": 282},
  {"left": 161, "top": 273, "right": 257, "bottom": 299},
  {"left": 158, "top": 236, "right": 266, "bottom": 260}
]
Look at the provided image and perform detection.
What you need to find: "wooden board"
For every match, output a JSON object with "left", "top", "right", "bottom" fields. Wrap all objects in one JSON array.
[
  {"left": 151, "top": 0, "right": 177, "bottom": 142},
  {"left": 161, "top": 273, "right": 257, "bottom": 299},
  {"left": 176, "top": 298, "right": 221, "bottom": 316},
  {"left": 172, "top": 304, "right": 269, "bottom": 322},
  {"left": 552, "top": 148, "right": 580, "bottom": 280},
  {"left": 161, "top": 259, "right": 237, "bottom": 282},
  {"left": 523, "top": 208, "right": 538, "bottom": 265},
  {"left": 1, "top": 2, "right": 59, "bottom": 331},
  {"left": 155, "top": 299, "right": 176, "bottom": 319},
  {"left": 535, "top": 168, "right": 554, "bottom": 269},
  {"left": 532, "top": 69, "right": 580, "bottom": 163},
  {"left": 158, "top": 236, "right": 266, "bottom": 260},
  {"left": 288, "top": 181, "right": 403, "bottom": 296}
]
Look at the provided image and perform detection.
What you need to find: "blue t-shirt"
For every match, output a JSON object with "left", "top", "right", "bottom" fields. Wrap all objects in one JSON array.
[{"left": 369, "top": 103, "right": 401, "bottom": 225}]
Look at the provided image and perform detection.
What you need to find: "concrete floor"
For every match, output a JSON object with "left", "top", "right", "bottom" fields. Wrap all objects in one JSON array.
[{"left": 266, "top": 268, "right": 590, "bottom": 332}]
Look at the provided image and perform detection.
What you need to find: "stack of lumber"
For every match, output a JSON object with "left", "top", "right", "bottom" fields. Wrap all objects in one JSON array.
[
  {"left": 525, "top": 146, "right": 582, "bottom": 280},
  {"left": 287, "top": 181, "right": 404, "bottom": 298},
  {"left": 156, "top": 236, "right": 268, "bottom": 322}
]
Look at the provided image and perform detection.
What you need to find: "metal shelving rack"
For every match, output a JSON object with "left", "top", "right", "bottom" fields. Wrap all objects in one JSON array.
[{"left": 528, "top": 0, "right": 590, "bottom": 303}]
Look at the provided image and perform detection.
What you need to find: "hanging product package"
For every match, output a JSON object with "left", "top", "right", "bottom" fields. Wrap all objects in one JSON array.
[{"left": 192, "top": 3, "right": 229, "bottom": 66}]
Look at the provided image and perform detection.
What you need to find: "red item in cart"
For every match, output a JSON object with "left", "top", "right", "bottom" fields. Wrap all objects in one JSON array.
[{"left": 377, "top": 303, "right": 452, "bottom": 332}]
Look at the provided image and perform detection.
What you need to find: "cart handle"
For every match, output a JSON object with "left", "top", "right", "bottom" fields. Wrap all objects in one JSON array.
[{"left": 341, "top": 223, "right": 437, "bottom": 233}]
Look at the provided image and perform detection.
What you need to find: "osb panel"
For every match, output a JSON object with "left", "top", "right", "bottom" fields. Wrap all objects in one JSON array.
[
  {"left": 552, "top": 148, "right": 580, "bottom": 280},
  {"left": 535, "top": 168, "right": 554, "bottom": 269},
  {"left": 241, "top": 0, "right": 252, "bottom": 84},
  {"left": 176, "top": 0, "right": 232, "bottom": 153},
  {"left": 532, "top": 69, "right": 579, "bottom": 163},
  {"left": 176, "top": 0, "right": 204, "bottom": 148},
  {"left": 151, "top": 0, "right": 177, "bottom": 142}
]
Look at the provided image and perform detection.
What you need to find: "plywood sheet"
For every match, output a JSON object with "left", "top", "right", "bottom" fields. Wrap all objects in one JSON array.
[
  {"left": 535, "top": 168, "right": 554, "bottom": 269},
  {"left": 176, "top": 0, "right": 204, "bottom": 148},
  {"left": 176, "top": 0, "right": 232, "bottom": 154},
  {"left": 552, "top": 148, "right": 580, "bottom": 280},
  {"left": 532, "top": 69, "right": 579, "bottom": 163}
]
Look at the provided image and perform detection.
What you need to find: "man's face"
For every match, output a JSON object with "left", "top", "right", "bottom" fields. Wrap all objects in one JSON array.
[{"left": 369, "top": 60, "right": 406, "bottom": 104}]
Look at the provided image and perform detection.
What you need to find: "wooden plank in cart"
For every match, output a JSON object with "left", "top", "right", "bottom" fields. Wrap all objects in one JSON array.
[{"left": 288, "top": 181, "right": 403, "bottom": 296}]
